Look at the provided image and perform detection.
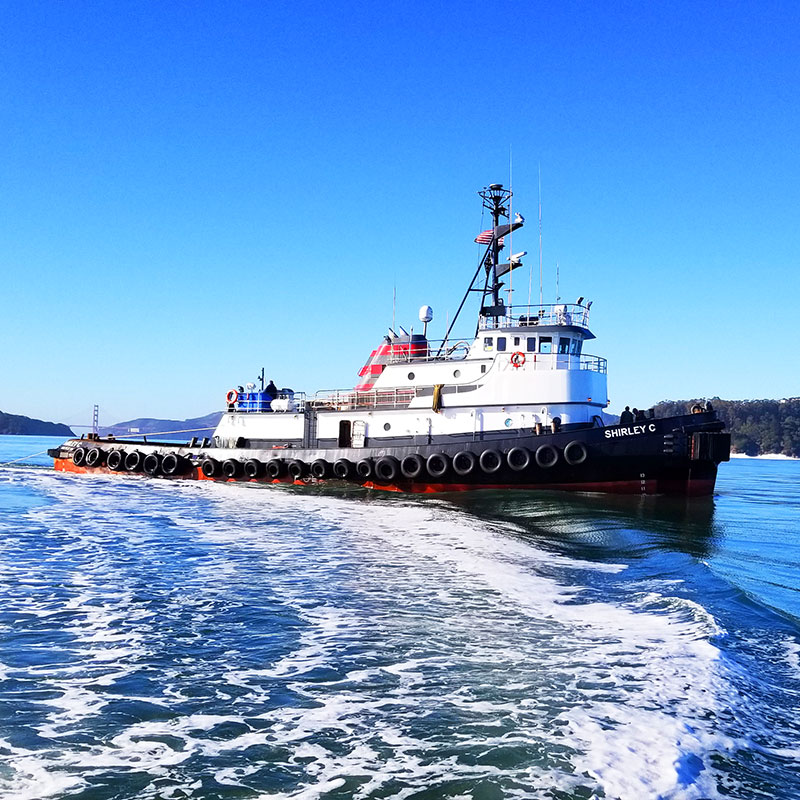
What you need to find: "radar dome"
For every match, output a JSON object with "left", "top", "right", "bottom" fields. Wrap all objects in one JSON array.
[{"left": 419, "top": 305, "right": 433, "bottom": 323}]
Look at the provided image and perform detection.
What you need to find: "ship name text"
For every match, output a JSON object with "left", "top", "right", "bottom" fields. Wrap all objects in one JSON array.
[{"left": 604, "top": 424, "right": 657, "bottom": 438}]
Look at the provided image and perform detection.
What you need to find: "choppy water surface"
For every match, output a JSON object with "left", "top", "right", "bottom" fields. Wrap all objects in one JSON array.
[{"left": 1, "top": 436, "right": 799, "bottom": 799}]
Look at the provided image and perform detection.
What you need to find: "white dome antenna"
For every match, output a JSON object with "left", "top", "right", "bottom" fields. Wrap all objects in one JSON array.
[{"left": 419, "top": 305, "right": 433, "bottom": 337}]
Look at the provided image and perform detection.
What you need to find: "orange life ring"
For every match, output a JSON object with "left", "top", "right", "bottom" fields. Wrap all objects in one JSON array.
[
  {"left": 510, "top": 351, "right": 526, "bottom": 368},
  {"left": 226, "top": 389, "right": 239, "bottom": 405}
]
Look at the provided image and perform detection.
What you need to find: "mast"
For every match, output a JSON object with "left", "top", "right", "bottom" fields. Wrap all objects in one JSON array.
[{"left": 478, "top": 183, "right": 512, "bottom": 318}]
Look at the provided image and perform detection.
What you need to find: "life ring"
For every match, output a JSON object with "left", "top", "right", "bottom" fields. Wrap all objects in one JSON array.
[
  {"left": 564, "top": 441, "right": 588, "bottom": 465},
  {"left": 479, "top": 449, "right": 503, "bottom": 474},
  {"left": 506, "top": 446, "right": 531, "bottom": 471},
  {"left": 690, "top": 403, "right": 704, "bottom": 414},
  {"left": 510, "top": 351, "right": 526, "bottom": 369},
  {"left": 452, "top": 451, "right": 477, "bottom": 476},
  {"left": 226, "top": 389, "right": 239, "bottom": 405},
  {"left": 535, "top": 444, "right": 558, "bottom": 468}
]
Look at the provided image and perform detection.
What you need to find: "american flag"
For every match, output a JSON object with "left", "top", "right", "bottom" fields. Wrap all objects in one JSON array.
[{"left": 475, "top": 229, "right": 505, "bottom": 246}]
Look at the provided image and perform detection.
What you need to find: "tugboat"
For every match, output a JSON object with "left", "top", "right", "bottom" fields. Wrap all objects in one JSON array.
[{"left": 50, "top": 183, "right": 730, "bottom": 495}]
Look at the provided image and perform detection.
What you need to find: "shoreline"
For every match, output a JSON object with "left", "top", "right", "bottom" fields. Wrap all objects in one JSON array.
[{"left": 730, "top": 453, "right": 798, "bottom": 461}]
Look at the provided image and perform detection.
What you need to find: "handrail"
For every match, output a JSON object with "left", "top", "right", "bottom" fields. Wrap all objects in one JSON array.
[{"left": 479, "top": 303, "right": 591, "bottom": 330}]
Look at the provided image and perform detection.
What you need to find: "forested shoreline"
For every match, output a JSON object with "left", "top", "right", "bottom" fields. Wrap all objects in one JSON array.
[{"left": 653, "top": 398, "right": 800, "bottom": 457}]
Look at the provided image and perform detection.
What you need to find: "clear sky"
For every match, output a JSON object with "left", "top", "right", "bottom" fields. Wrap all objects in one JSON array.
[{"left": 2, "top": 1, "right": 799, "bottom": 427}]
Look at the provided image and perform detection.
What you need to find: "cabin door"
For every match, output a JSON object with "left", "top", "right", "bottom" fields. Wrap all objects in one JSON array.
[{"left": 338, "top": 420, "right": 352, "bottom": 448}]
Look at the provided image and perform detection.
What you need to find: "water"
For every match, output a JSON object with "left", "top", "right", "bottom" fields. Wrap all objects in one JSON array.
[{"left": 1, "top": 435, "right": 799, "bottom": 799}]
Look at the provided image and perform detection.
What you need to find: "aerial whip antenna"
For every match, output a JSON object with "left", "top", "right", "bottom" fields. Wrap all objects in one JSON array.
[{"left": 538, "top": 164, "right": 543, "bottom": 308}]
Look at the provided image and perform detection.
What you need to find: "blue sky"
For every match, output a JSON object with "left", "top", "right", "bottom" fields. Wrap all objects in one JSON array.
[{"left": 2, "top": 1, "right": 799, "bottom": 426}]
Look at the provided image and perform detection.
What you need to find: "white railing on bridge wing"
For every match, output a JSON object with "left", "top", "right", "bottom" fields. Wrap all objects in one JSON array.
[{"left": 479, "top": 303, "right": 591, "bottom": 330}]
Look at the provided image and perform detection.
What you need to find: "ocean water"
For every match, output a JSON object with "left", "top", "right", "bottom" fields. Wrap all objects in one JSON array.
[{"left": 1, "top": 436, "right": 799, "bottom": 800}]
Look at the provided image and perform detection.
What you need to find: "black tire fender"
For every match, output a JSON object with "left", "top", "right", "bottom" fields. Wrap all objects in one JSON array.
[
  {"left": 479, "top": 449, "right": 503, "bottom": 474},
  {"left": 85, "top": 447, "right": 105, "bottom": 468},
  {"left": 535, "top": 444, "right": 559, "bottom": 468},
  {"left": 506, "top": 446, "right": 531, "bottom": 472},
  {"left": 426, "top": 453, "right": 450, "bottom": 478},
  {"left": 356, "top": 458, "right": 373, "bottom": 479},
  {"left": 244, "top": 459, "right": 263, "bottom": 479},
  {"left": 125, "top": 450, "right": 144, "bottom": 472},
  {"left": 143, "top": 453, "right": 161, "bottom": 476},
  {"left": 375, "top": 456, "right": 400, "bottom": 482},
  {"left": 287, "top": 459, "right": 307, "bottom": 479},
  {"left": 161, "top": 453, "right": 185, "bottom": 475},
  {"left": 310, "top": 459, "right": 330, "bottom": 479},
  {"left": 564, "top": 441, "right": 588, "bottom": 466},
  {"left": 222, "top": 459, "right": 242, "bottom": 479},
  {"left": 333, "top": 458, "right": 354, "bottom": 479},
  {"left": 106, "top": 450, "right": 124, "bottom": 471},
  {"left": 201, "top": 457, "right": 220, "bottom": 478},
  {"left": 265, "top": 459, "right": 285, "bottom": 479},
  {"left": 72, "top": 446, "right": 87, "bottom": 467},
  {"left": 400, "top": 454, "right": 425, "bottom": 479},
  {"left": 452, "top": 451, "right": 476, "bottom": 476}
]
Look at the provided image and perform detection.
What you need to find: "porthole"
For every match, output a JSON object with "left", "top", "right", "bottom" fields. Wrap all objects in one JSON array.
[
  {"left": 453, "top": 369, "right": 461, "bottom": 378},
  {"left": 408, "top": 372, "right": 415, "bottom": 380},
  {"left": 383, "top": 423, "right": 391, "bottom": 431},
  {"left": 505, "top": 418, "right": 513, "bottom": 428}
]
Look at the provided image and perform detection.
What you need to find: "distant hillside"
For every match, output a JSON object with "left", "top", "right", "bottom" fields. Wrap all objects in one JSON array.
[
  {"left": 0, "top": 410, "right": 74, "bottom": 436},
  {"left": 654, "top": 398, "right": 800, "bottom": 457},
  {"left": 100, "top": 412, "right": 223, "bottom": 438}
]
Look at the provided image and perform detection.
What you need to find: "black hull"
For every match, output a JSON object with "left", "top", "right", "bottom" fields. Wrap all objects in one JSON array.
[{"left": 50, "top": 412, "right": 731, "bottom": 497}]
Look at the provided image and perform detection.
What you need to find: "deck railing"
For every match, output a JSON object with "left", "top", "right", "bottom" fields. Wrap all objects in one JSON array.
[{"left": 479, "top": 303, "right": 591, "bottom": 330}]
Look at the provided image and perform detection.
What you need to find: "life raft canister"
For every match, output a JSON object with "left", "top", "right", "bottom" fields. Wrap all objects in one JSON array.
[
  {"left": 226, "top": 389, "right": 239, "bottom": 405},
  {"left": 510, "top": 351, "right": 526, "bottom": 368}
]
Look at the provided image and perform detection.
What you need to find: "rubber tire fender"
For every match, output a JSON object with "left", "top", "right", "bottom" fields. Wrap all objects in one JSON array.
[
  {"left": 506, "top": 446, "right": 531, "bottom": 472},
  {"left": 222, "top": 459, "right": 242, "bottom": 479},
  {"left": 535, "top": 444, "right": 559, "bottom": 468},
  {"left": 333, "top": 458, "right": 354, "bottom": 480},
  {"left": 125, "top": 450, "right": 144, "bottom": 472},
  {"left": 106, "top": 449, "right": 124, "bottom": 471},
  {"left": 243, "top": 458, "right": 263, "bottom": 479},
  {"left": 161, "top": 453, "right": 183, "bottom": 475},
  {"left": 265, "top": 459, "right": 285, "bottom": 479},
  {"left": 310, "top": 459, "right": 330, "bottom": 479},
  {"left": 452, "top": 451, "right": 476, "bottom": 476},
  {"left": 426, "top": 453, "right": 450, "bottom": 479},
  {"left": 287, "top": 459, "right": 307, "bottom": 480},
  {"left": 143, "top": 453, "right": 161, "bottom": 476},
  {"left": 201, "top": 457, "right": 221, "bottom": 478},
  {"left": 400, "top": 454, "right": 425, "bottom": 479},
  {"left": 85, "top": 447, "right": 105, "bottom": 468},
  {"left": 564, "top": 440, "right": 588, "bottom": 466},
  {"left": 356, "top": 458, "right": 373, "bottom": 479},
  {"left": 479, "top": 448, "right": 503, "bottom": 474},
  {"left": 375, "top": 456, "right": 400, "bottom": 482},
  {"left": 72, "top": 446, "right": 87, "bottom": 467}
]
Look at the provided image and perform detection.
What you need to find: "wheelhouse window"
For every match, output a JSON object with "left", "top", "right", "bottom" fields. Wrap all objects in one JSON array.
[
  {"left": 483, "top": 337, "right": 493, "bottom": 352},
  {"left": 526, "top": 337, "right": 536, "bottom": 352},
  {"left": 539, "top": 336, "right": 552, "bottom": 354},
  {"left": 497, "top": 337, "right": 507, "bottom": 352},
  {"left": 558, "top": 337, "right": 571, "bottom": 354},
  {"left": 571, "top": 338, "right": 582, "bottom": 355}
]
